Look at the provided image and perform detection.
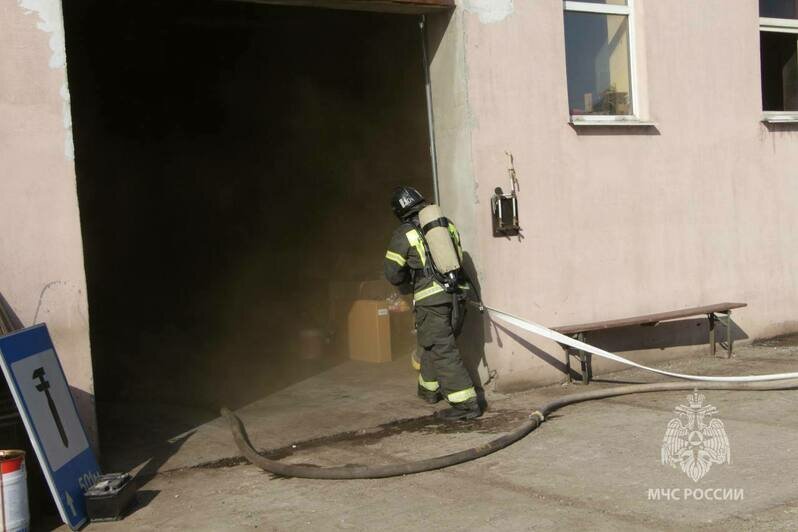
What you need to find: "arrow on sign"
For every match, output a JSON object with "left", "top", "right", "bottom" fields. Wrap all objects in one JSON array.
[{"left": 65, "top": 491, "right": 76, "bottom": 517}]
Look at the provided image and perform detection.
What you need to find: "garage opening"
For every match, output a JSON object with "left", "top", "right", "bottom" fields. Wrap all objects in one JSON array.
[{"left": 63, "top": 0, "right": 444, "bottom": 463}]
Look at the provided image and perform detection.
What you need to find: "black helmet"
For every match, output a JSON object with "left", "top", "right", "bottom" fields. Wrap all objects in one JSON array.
[{"left": 391, "top": 186, "right": 426, "bottom": 220}]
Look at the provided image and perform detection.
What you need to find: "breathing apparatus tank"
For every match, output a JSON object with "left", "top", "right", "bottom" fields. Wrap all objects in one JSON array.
[{"left": 417, "top": 204, "right": 462, "bottom": 293}]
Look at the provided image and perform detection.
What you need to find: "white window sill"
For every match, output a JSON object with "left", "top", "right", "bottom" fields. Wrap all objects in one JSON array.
[
  {"left": 762, "top": 114, "right": 798, "bottom": 124},
  {"left": 570, "top": 117, "right": 656, "bottom": 127}
]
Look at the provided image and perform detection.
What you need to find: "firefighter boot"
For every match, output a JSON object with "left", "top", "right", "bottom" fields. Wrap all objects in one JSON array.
[
  {"left": 435, "top": 399, "right": 482, "bottom": 421},
  {"left": 417, "top": 385, "right": 443, "bottom": 404}
]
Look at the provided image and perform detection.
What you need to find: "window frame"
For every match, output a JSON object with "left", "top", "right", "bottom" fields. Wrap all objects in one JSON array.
[
  {"left": 759, "top": 14, "right": 798, "bottom": 122},
  {"left": 563, "top": 0, "right": 641, "bottom": 124}
]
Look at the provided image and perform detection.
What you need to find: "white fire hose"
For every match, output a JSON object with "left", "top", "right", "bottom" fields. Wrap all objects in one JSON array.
[{"left": 486, "top": 305, "right": 798, "bottom": 383}]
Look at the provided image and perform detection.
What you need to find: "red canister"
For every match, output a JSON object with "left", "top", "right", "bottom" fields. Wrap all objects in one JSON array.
[{"left": 0, "top": 450, "right": 29, "bottom": 532}]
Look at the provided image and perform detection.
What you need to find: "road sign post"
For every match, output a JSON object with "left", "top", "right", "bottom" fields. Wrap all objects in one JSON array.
[{"left": 0, "top": 324, "right": 100, "bottom": 530}]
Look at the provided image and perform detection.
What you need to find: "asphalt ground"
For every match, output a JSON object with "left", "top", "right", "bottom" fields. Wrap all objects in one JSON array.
[{"left": 43, "top": 335, "right": 798, "bottom": 531}]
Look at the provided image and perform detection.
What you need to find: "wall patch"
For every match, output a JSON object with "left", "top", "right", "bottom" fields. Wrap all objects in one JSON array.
[
  {"left": 17, "top": 0, "right": 75, "bottom": 160},
  {"left": 462, "top": 0, "right": 514, "bottom": 24}
]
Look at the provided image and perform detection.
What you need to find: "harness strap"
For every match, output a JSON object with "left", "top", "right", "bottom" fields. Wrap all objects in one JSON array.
[{"left": 421, "top": 217, "right": 450, "bottom": 234}]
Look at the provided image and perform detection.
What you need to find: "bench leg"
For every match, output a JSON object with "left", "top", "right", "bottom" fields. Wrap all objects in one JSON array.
[
  {"left": 723, "top": 311, "right": 733, "bottom": 358},
  {"left": 580, "top": 352, "right": 590, "bottom": 385},
  {"left": 564, "top": 345, "right": 572, "bottom": 385},
  {"left": 576, "top": 332, "right": 590, "bottom": 385},
  {"left": 708, "top": 313, "right": 717, "bottom": 357},
  {"left": 561, "top": 335, "right": 590, "bottom": 385}
]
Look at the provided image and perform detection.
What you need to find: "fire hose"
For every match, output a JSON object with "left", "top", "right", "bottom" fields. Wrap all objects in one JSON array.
[{"left": 222, "top": 307, "right": 798, "bottom": 479}]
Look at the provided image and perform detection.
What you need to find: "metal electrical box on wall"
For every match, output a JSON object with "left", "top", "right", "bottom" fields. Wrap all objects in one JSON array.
[
  {"left": 492, "top": 193, "right": 519, "bottom": 236},
  {"left": 492, "top": 151, "right": 521, "bottom": 237}
]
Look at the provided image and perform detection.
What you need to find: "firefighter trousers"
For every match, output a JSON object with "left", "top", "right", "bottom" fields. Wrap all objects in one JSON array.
[{"left": 415, "top": 302, "right": 477, "bottom": 406}]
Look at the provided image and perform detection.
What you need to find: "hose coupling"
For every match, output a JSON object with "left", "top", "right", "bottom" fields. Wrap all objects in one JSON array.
[{"left": 529, "top": 410, "right": 545, "bottom": 422}]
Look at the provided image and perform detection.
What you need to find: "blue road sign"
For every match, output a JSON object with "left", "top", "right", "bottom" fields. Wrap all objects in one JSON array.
[{"left": 0, "top": 324, "right": 100, "bottom": 530}]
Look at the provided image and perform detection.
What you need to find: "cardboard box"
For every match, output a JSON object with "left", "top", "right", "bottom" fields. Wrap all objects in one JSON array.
[
  {"left": 357, "top": 280, "right": 394, "bottom": 300},
  {"left": 348, "top": 300, "right": 392, "bottom": 363}
]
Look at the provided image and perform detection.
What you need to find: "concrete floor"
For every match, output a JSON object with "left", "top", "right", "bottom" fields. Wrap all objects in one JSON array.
[{"left": 42, "top": 336, "right": 798, "bottom": 531}]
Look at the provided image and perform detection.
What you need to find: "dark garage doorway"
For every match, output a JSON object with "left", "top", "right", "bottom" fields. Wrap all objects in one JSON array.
[{"left": 63, "top": 0, "right": 437, "bottom": 461}]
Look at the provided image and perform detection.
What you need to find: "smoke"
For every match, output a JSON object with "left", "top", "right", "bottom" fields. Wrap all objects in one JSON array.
[{"left": 65, "top": 0, "right": 434, "bottom": 409}]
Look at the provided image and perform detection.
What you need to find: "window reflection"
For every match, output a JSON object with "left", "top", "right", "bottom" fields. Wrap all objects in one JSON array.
[
  {"left": 564, "top": 12, "right": 633, "bottom": 116},
  {"left": 761, "top": 32, "right": 798, "bottom": 111},
  {"left": 759, "top": 0, "right": 798, "bottom": 19}
]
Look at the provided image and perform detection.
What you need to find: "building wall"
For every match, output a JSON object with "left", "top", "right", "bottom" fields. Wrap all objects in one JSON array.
[
  {"left": 4, "top": 0, "right": 797, "bottom": 426},
  {"left": 0, "top": 1, "right": 96, "bottom": 445},
  {"left": 432, "top": 0, "right": 798, "bottom": 390}
]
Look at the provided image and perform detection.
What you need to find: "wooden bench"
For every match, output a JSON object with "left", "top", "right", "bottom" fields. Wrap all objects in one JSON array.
[{"left": 552, "top": 302, "right": 747, "bottom": 385}]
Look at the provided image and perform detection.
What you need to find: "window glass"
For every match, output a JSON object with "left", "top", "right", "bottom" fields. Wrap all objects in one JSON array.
[
  {"left": 760, "top": 0, "right": 798, "bottom": 19},
  {"left": 564, "top": 12, "right": 633, "bottom": 116},
  {"left": 761, "top": 31, "right": 798, "bottom": 111}
]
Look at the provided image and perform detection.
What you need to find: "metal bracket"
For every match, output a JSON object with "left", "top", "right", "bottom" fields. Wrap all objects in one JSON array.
[{"left": 708, "top": 311, "right": 734, "bottom": 359}]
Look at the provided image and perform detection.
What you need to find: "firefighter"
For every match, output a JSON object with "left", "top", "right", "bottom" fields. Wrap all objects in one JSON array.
[{"left": 384, "top": 186, "right": 482, "bottom": 420}]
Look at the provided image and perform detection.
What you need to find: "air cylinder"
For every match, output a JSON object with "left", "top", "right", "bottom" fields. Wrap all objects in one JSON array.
[{"left": 418, "top": 205, "right": 460, "bottom": 274}]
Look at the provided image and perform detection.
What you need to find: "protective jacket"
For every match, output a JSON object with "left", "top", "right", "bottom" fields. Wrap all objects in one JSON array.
[
  {"left": 383, "top": 221, "right": 469, "bottom": 306},
  {"left": 384, "top": 217, "right": 478, "bottom": 410}
]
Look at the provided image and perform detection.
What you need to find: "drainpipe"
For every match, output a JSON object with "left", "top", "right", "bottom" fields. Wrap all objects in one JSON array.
[{"left": 420, "top": 15, "right": 440, "bottom": 205}]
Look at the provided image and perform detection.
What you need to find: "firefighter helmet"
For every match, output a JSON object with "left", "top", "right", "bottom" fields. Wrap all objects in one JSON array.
[{"left": 391, "top": 186, "right": 426, "bottom": 220}]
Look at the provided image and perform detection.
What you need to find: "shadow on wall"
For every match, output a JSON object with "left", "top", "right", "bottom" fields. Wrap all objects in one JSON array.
[
  {"left": 762, "top": 122, "right": 798, "bottom": 134},
  {"left": 0, "top": 290, "right": 24, "bottom": 333},
  {"left": 425, "top": 8, "right": 452, "bottom": 61},
  {"left": 488, "top": 312, "right": 749, "bottom": 386},
  {"left": 458, "top": 253, "right": 495, "bottom": 391},
  {"left": 587, "top": 317, "right": 748, "bottom": 353},
  {"left": 492, "top": 323, "right": 577, "bottom": 381},
  {"left": 568, "top": 124, "right": 661, "bottom": 136},
  {"left": 67, "top": 385, "right": 97, "bottom": 446}
]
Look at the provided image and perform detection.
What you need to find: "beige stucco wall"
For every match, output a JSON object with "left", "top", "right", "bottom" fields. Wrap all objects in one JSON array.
[
  {"left": 4, "top": 0, "right": 796, "bottom": 419},
  {"left": 433, "top": 0, "right": 798, "bottom": 391},
  {"left": 0, "top": 2, "right": 96, "bottom": 446}
]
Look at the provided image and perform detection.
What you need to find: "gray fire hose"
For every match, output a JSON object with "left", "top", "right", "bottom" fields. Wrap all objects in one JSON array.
[{"left": 221, "top": 378, "right": 798, "bottom": 480}]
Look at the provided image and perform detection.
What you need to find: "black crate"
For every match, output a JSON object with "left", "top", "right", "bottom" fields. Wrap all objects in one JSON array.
[{"left": 85, "top": 473, "right": 136, "bottom": 522}]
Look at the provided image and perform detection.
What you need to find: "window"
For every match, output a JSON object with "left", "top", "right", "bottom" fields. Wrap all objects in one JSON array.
[
  {"left": 563, "top": 0, "right": 638, "bottom": 122},
  {"left": 759, "top": 0, "right": 798, "bottom": 120}
]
